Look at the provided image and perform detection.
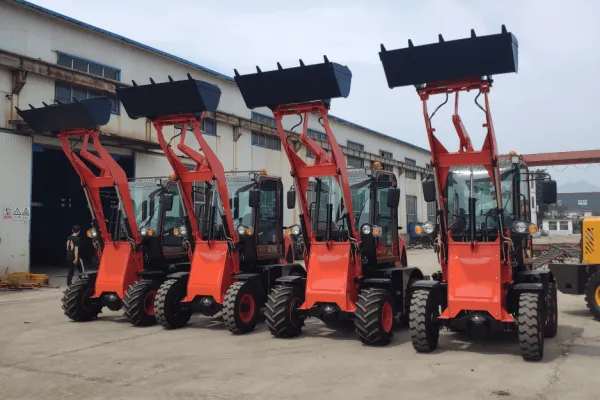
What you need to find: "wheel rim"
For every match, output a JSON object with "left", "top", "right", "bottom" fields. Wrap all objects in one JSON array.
[
  {"left": 595, "top": 285, "right": 600, "bottom": 307},
  {"left": 289, "top": 297, "right": 301, "bottom": 327},
  {"left": 81, "top": 288, "right": 95, "bottom": 312},
  {"left": 144, "top": 289, "right": 157, "bottom": 316},
  {"left": 239, "top": 293, "right": 255, "bottom": 323},
  {"left": 381, "top": 302, "right": 393, "bottom": 333}
]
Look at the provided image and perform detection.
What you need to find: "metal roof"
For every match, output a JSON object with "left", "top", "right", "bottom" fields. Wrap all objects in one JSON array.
[{"left": 13, "top": 0, "right": 430, "bottom": 154}]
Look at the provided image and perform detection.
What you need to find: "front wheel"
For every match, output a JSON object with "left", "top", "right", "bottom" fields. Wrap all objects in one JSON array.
[
  {"left": 154, "top": 279, "right": 191, "bottom": 329},
  {"left": 61, "top": 277, "right": 103, "bottom": 322},
  {"left": 223, "top": 281, "right": 262, "bottom": 334},
  {"left": 409, "top": 289, "right": 441, "bottom": 353},
  {"left": 584, "top": 270, "right": 600, "bottom": 321},
  {"left": 265, "top": 285, "right": 304, "bottom": 338},
  {"left": 354, "top": 288, "right": 395, "bottom": 346},
  {"left": 518, "top": 292, "right": 545, "bottom": 362},
  {"left": 123, "top": 280, "right": 159, "bottom": 327}
]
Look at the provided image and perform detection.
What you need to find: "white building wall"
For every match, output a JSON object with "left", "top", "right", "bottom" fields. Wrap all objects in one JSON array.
[
  {"left": 0, "top": 131, "right": 32, "bottom": 274},
  {"left": 542, "top": 220, "right": 574, "bottom": 236}
]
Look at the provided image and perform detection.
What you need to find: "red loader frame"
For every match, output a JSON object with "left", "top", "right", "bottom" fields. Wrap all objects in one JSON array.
[{"left": 380, "top": 26, "right": 557, "bottom": 361}]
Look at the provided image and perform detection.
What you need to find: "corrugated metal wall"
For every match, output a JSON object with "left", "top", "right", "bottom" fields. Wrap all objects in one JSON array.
[
  {"left": 135, "top": 152, "right": 173, "bottom": 178},
  {"left": 0, "top": 132, "right": 32, "bottom": 273}
]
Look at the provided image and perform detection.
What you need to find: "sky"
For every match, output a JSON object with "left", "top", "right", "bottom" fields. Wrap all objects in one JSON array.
[{"left": 29, "top": 0, "right": 600, "bottom": 189}]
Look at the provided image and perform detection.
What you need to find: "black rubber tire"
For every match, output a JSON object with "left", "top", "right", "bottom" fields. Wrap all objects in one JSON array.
[
  {"left": 223, "top": 281, "right": 261, "bottom": 334},
  {"left": 265, "top": 284, "right": 304, "bottom": 338},
  {"left": 584, "top": 270, "right": 600, "bottom": 321},
  {"left": 154, "top": 278, "right": 191, "bottom": 329},
  {"left": 400, "top": 278, "right": 418, "bottom": 327},
  {"left": 354, "top": 288, "right": 395, "bottom": 346},
  {"left": 518, "top": 292, "right": 545, "bottom": 361},
  {"left": 61, "top": 277, "right": 103, "bottom": 322},
  {"left": 123, "top": 280, "right": 160, "bottom": 327},
  {"left": 544, "top": 280, "right": 558, "bottom": 338},
  {"left": 409, "top": 289, "right": 440, "bottom": 353}
]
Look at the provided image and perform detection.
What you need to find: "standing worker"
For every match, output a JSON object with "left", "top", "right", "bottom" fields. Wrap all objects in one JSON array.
[{"left": 65, "top": 225, "right": 82, "bottom": 286}]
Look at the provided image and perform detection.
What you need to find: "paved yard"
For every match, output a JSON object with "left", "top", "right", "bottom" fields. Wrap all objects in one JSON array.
[{"left": 1, "top": 250, "right": 598, "bottom": 400}]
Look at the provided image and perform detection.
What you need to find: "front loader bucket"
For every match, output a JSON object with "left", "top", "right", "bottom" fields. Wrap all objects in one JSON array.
[
  {"left": 116, "top": 76, "right": 221, "bottom": 120},
  {"left": 234, "top": 58, "right": 352, "bottom": 109},
  {"left": 16, "top": 97, "right": 112, "bottom": 133},
  {"left": 379, "top": 25, "right": 518, "bottom": 88}
]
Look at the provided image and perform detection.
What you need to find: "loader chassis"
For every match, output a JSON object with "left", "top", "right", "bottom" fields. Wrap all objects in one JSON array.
[
  {"left": 550, "top": 217, "right": 600, "bottom": 320},
  {"left": 234, "top": 59, "right": 422, "bottom": 345},
  {"left": 380, "top": 26, "right": 558, "bottom": 360}
]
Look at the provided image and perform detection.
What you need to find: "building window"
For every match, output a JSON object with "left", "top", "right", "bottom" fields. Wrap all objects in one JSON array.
[
  {"left": 382, "top": 164, "right": 394, "bottom": 172},
  {"left": 531, "top": 196, "right": 535, "bottom": 208},
  {"left": 531, "top": 179, "right": 535, "bottom": 190},
  {"left": 427, "top": 201, "right": 436, "bottom": 222},
  {"left": 347, "top": 140, "right": 364, "bottom": 151},
  {"left": 380, "top": 150, "right": 393, "bottom": 159},
  {"left": 176, "top": 118, "right": 217, "bottom": 136},
  {"left": 406, "top": 195, "right": 418, "bottom": 225},
  {"left": 405, "top": 158, "right": 417, "bottom": 179},
  {"left": 251, "top": 131, "right": 281, "bottom": 151},
  {"left": 307, "top": 129, "right": 327, "bottom": 142},
  {"left": 578, "top": 199, "right": 588, "bottom": 206},
  {"left": 306, "top": 148, "right": 315, "bottom": 158},
  {"left": 55, "top": 82, "right": 119, "bottom": 114},
  {"left": 251, "top": 112, "right": 277, "bottom": 128},
  {"left": 559, "top": 221, "right": 569, "bottom": 230},
  {"left": 549, "top": 221, "right": 557, "bottom": 230},
  {"left": 57, "top": 52, "right": 120, "bottom": 80},
  {"left": 347, "top": 155, "right": 364, "bottom": 168}
]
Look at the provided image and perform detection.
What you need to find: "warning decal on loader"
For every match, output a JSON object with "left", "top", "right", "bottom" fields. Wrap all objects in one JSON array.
[
  {"left": 3, "top": 207, "right": 12, "bottom": 220},
  {"left": 13, "top": 207, "right": 22, "bottom": 221}
]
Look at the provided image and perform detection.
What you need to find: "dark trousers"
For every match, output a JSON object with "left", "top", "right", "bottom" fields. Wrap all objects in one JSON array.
[{"left": 66, "top": 259, "right": 83, "bottom": 286}]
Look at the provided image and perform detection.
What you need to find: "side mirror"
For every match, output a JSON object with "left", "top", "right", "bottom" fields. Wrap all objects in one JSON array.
[
  {"left": 422, "top": 180, "right": 436, "bottom": 203},
  {"left": 249, "top": 189, "right": 260, "bottom": 208},
  {"left": 387, "top": 188, "right": 400, "bottom": 208},
  {"left": 161, "top": 193, "right": 174, "bottom": 212},
  {"left": 543, "top": 180, "right": 558, "bottom": 204},
  {"left": 287, "top": 190, "right": 296, "bottom": 209}
]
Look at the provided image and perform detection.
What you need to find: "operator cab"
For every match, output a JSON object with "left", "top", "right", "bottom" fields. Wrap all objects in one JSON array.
[
  {"left": 290, "top": 165, "right": 401, "bottom": 267},
  {"left": 187, "top": 170, "right": 285, "bottom": 266}
]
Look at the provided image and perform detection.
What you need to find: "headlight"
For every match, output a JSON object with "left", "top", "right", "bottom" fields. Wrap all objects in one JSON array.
[
  {"left": 422, "top": 221, "right": 435, "bottom": 234},
  {"left": 512, "top": 221, "right": 528, "bottom": 234},
  {"left": 140, "top": 227, "right": 155, "bottom": 237},
  {"left": 361, "top": 224, "right": 372, "bottom": 235},
  {"left": 291, "top": 225, "right": 301, "bottom": 236},
  {"left": 86, "top": 228, "right": 98, "bottom": 238},
  {"left": 174, "top": 225, "right": 187, "bottom": 237},
  {"left": 237, "top": 225, "right": 255, "bottom": 236}
]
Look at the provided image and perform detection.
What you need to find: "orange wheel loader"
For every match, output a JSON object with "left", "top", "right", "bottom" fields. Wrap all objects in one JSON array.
[
  {"left": 117, "top": 76, "right": 304, "bottom": 334},
  {"left": 379, "top": 26, "right": 559, "bottom": 360},
  {"left": 16, "top": 99, "right": 190, "bottom": 326},
  {"left": 234, "top": 58, "right": 425, "bottom": 345}
]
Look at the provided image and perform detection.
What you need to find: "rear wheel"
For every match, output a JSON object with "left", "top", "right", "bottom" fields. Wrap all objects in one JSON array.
[
  {"left": 223, "top": 281, "right": 261, "bottom": 334},
  {"left": 584, "top": 270, "right": 600, "bottom": 321},
  {"left": 61, "top": 277, "right": 103, "bottom": 322},
  {"left": 265, "top": 285, "right": 304, "bottom": 338},
  {"left": 123, "top": 280, "right": 159, "bottom": 327},
  {"left": 409, "top": 289, "right": 441, "bottom": 353},
  {"left": 354, "top": 288, "right": 394, "bottom": 346},
  {"left": 154, "top": 278, "right": 191, "bottom": 329},
  {"left": 518, "top": 292, "right": 545, "bottom": 361},
  {"left": 544, "top": 281, "right": 558, "bottom": 338}
]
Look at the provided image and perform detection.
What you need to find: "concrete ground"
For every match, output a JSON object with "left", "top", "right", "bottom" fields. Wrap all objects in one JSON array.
[{"left": 1, "top": 250, "right": 599, "bottom": 400}]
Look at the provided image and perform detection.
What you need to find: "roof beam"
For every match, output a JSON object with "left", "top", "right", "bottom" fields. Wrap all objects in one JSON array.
[{"left": 520, "top": 150, "right": 600, "bottom": 167}]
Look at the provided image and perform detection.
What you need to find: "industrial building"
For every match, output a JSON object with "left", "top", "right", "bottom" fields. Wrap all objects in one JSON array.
[{"left": 0, "top": 0, "right": 433, "bottom": 273}]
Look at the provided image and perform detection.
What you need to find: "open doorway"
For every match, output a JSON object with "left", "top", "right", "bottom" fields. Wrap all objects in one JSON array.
[{"left": 30, "top": 145, "right": 133, "bottom": 270}]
